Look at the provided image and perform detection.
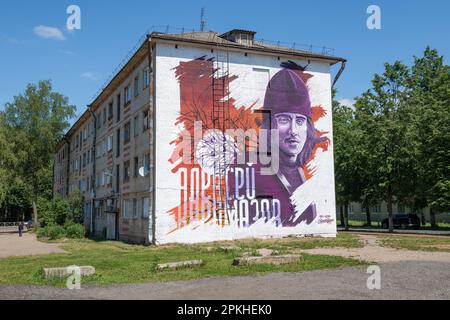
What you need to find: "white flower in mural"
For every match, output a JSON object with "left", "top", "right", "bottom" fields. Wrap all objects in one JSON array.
[{"left": 196, "top": 130, "right": 238, "bottom": 176}]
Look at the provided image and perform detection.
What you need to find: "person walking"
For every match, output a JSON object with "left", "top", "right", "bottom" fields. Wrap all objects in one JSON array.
[{"left": 18, "top": 221, "right": 24, "bottom": 237}]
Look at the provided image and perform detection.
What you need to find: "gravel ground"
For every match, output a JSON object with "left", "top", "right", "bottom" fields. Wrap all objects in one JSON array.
[
  {"left": 300, "top": 235, "right": 450, "bottom": 263},
  {"left": 1, "top": 261, "right": 449, "bottom": 300},
  {"left": 0, "top": 233, "right": 66, "bottom": 258}
]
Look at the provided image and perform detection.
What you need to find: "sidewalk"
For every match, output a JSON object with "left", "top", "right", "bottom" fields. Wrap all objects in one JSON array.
[
  {"left": 337, "top": 227, "right": 450, "bottom": 236},
  {"left": 0, "top": 232, "right": 66, "bottom": 258}
]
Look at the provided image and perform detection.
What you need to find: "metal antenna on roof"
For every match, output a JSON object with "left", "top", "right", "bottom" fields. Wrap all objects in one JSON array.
[{"left": 200, "top": 7, "right": 206, "bottom": 31}]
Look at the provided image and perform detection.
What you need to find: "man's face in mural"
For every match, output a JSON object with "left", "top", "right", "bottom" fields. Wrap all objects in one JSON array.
[{"left": 274, "top": 112, "right": 308, "bottom": 157}]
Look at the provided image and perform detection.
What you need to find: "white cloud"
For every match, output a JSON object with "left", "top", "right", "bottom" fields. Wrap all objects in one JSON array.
[
  {"left": 338, "top": 99, "right": 356, "bottom": 110},
  {"left": 80, "top": 72, "right": 102, "bottom": 81},
  {"left": 33, "top": 25, "right": 65, "bottom": 40}
]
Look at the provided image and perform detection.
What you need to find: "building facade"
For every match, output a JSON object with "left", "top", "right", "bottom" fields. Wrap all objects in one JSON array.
[{"left": 53, "top": 29, "right": 346, "bottom": 244}]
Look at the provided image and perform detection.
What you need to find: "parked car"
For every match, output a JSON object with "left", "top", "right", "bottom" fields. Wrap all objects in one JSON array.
[
  {"left": 381, "top": 214, "right": 421, "bottom": 229},
  {"left": 24, "top": 220, "right": 34, "bottom": 229}
]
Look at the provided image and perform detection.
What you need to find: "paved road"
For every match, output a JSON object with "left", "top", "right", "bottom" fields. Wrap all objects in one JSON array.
[{"left": 1, "top": 261, "right": 449, "bottom": 300}]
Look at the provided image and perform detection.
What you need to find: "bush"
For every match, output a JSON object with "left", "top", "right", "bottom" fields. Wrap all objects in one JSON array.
[
  {"left": 37, "top": 225, "right": 66, "bottom": 240},
  {"left": 47, "top": 225, "right": 66, "bottom": 240},
  {"left": 37, "top": 192, "right": 83, "bottom": 227},
  {"left": 36, "top": 226, "right": 49, "bottom": 238},
  {"left": 65, "top": 223, "right": 85, "bottom": 239}
]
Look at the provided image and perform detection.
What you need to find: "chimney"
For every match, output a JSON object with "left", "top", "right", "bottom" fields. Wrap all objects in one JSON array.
[{"left": 220, "top": 29, "right": 256, "bottom": 46}]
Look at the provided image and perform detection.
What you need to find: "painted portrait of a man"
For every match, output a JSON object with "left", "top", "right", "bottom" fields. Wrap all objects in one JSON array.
[{"left": 253, "top": 67, "right": 329, "bottom": 227}]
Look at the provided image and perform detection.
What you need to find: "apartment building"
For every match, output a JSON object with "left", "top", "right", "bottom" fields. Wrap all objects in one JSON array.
[{"left": 53, "top": 29, "right": 346, "bottom": 244}]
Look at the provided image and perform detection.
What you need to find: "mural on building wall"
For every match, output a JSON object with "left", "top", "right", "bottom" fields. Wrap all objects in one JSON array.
[{"left": 167, "top": 56, "right": 332, "bottom": 234}]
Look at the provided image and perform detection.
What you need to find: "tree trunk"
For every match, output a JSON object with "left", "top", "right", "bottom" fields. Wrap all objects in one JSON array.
[
  {"left": 344, "top": 203, "right": 349, "bottom": 231},
  {"left": 32, "top": 197, "right": 38, "bottom": 226},
  {"left": 365, "top": 206, "right": 372, "bottom": 227},
  {"left": 430, "top": 207, "right": 437, "bottom": 229},
  {"left": 339, "top": 206, "right": 345, "bottom": 227},
  {"left": 387, "top": 186, "right": 393, "bottom": 233},
  {"left": 421, "top": 211, "right": 426, "bottom": 226}
]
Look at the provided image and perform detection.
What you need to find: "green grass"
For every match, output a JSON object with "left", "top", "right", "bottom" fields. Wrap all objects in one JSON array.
[
  {"left": 0, "top": 233, "right": 365, "bottom": 287},
  {"left": 380, "top": 235, "right": 450, "bottom": 252}
]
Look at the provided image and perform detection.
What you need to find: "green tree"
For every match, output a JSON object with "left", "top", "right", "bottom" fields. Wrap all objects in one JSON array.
[
  {"left": 333, "top": 92, "right": 362, "bottom": 229},
  {"left": 408, "top": 47, "right": 450, "bottom": 226},
  {"left": 353, "top": 61, "right": 411, "bottom": 232},
  {"left": 2, "top": 80, "right": 76, "bottom": 224}
]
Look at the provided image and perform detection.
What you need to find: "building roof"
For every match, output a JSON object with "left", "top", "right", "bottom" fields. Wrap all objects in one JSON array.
[
  {"left": 56, "top": 29, "right": 346, "bottom": 151},
  {"left": 150, "top": 31, "right": 346, "bottom": 64}
]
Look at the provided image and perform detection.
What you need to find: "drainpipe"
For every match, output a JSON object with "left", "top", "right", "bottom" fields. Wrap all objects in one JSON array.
[
  {"left": 88, "top": 105, "right": 97, "bottom": 235},
  {"left": 332, "top": 61, "right": 346, "bottom": 88},
  {"left": 147, "top": 34, "right": 156, "bottom": 245}
]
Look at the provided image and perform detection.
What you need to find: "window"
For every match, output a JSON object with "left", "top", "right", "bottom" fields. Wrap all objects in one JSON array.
[
  {"left": 124, "top": 160, "right": 130, "bottom": 182},
  {"left": 79, "top": 156, "right": 82, "bottom": 173},
  {"left": 124, "top": 122, "right": 131, "bottom": 143},
  {"left": 134, "top": 157, "right": 139, "bottom": 177},
  {"left": 143, "top": 197, "right": 150, "bottom": 218},
  {"left": 83, "top": 152, "right": 86, "bottom": 167},
  {"left": 143, "top": 110, "right": 149, "bottom": 131},
  {"left": 143, "top": 68, "right": 149, "bottom": 89},
  {"left": 107, "top": 135, "right": 113, "bottom": 152},
  {"left": 116, "top": 94, "right": 121, "bottom": 122},
  {"left": 123, "top": 200, "right": 130, "bottom": 219},
  {"left": 144, "top": 153, "right": 150, "bottom": 176},
  {"left": 134, "top": 77, "right": 139, "bottom": 97},
  {"left": 134, "top": 115, "right": 139, "bottom": 137},
  {"left": 108, "top": 102, "right": 113, "bottom": 119},
  {"left": 103, "top": 107, "right": 107, "bottom": 125},
  {"left": 104, "top": 169, "right": 112, "bottom": 186},
  {"left": 116, "top": 128, "right": 121, "bottom": 157},
  {"left": 133, "top": 198, "right": 137, "bottom": 218},
  {"left": 98, "top": 111, "right": 102, "bottom": 128},
  {"left": 84, "top": 127, "right": 87, "bottom": 140},
  {"left": 124, "top": 85, "right": 131, "bottom": 105}
]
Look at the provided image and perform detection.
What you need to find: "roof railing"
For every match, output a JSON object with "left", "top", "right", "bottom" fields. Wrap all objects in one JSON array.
[{"left": 90, "top": 25, "right": 335, "bottom": 102}]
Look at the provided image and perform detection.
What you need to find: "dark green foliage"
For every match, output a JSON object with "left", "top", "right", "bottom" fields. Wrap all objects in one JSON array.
[
  {"left": 0, "top": 80, "right": 76, "bottom": 223},
  {"left": 64, "top": 223, "right": 85, "bottom": 239},
  {"left": 37, "top": 192, "right": 83, "bottom": 227},
  {"left": 334, "top": 47, "right": 450, "bottom": 228}
]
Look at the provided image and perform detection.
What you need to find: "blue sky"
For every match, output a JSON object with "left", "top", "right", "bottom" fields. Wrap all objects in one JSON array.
[{"left": 1, "top": 0, "right": 449, "bottom": 122}]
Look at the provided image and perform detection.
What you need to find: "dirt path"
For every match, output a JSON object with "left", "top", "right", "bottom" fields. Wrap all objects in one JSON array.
[
  {"left": 0, "top": 232, "right": 66, "bottom": 258},
  {"left": 301, "top": 234, "right": 450, "bottom": 263}
]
